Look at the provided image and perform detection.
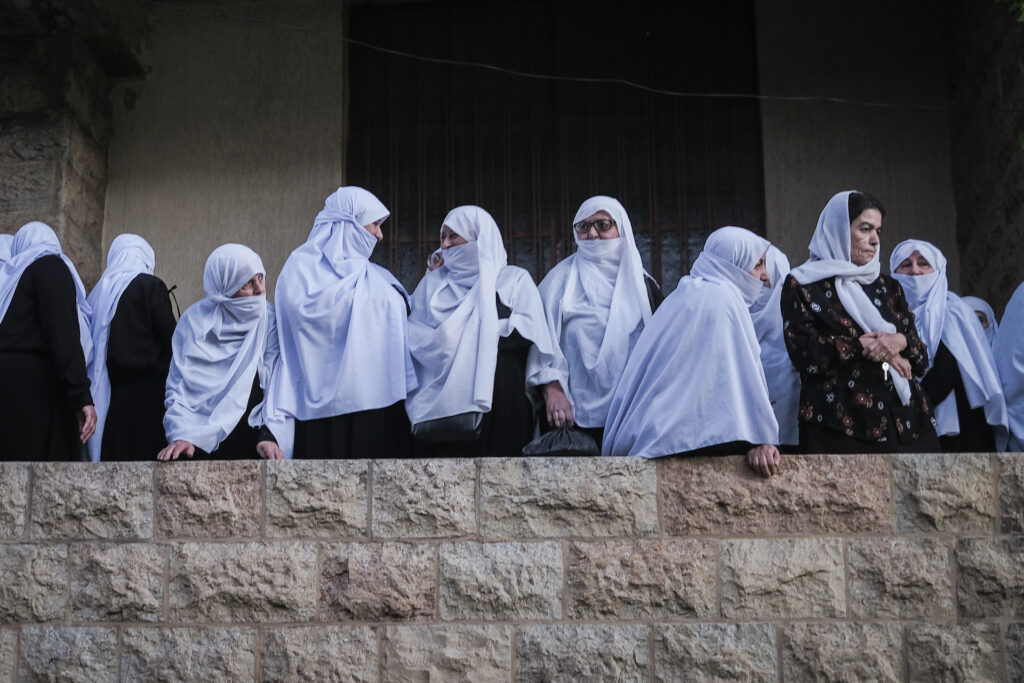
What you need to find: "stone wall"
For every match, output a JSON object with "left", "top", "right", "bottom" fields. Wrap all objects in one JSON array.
[{"left": 0, "top": 454, "right": 1021, "bottom": 681}]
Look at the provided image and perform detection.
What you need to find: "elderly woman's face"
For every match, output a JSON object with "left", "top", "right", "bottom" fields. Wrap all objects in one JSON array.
[
  {"left": 893, "top": 250, "right": 935, "bottom": 276},
  {"left": 975, "top": 310, "right": 990, "bottom": 329},
  {"left": 440, "top": 225, "right": 468, "bottom": 250},
  {"left": 232, "top": 273, "right": 265, "bottom": 298},
  {"left": 849, "top": 209, "right": 883, "bottom": 266},
  {"left": 363, "top": 220, "right": 384, "bottom": 242},
  {"left": 574, "top": 210, "right": 620, "bottom": 240},
  {"left": 750, "top": 251, "right": 770, "bottom": 287}
]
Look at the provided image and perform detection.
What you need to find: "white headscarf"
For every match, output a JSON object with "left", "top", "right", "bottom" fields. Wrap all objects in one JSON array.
[
  {"left": 962, "top": 296, "right": 999, "bottom": 349},
  {"left": 890, "top": 240, "right": 1008, "bottom": 448},
  {"left": 273, "top": 187, "right": 416, "bottom": 420},
  {"left": 0, "top": 222, "right": 92, "bottom": 367},
  {"left": 85, "top": 234, "right": 156, "bottom": 462},
  {"left": 0, "top": 234, "right": 11, "bottom": 265},
  {"left": 789, "top": 191, "right": 911, "bottom": 405},
  {"left": 163, "top": 244, "right": 269, "bottom": 452},
  {"left": 530, "top": 196, "right": 653, "bottom": 428},
  {"left": 603, "top": 226, "right": 778, "bottom": 457},
  {"left": 996, "top": 281, "right": 1024, "bottom": 450}
]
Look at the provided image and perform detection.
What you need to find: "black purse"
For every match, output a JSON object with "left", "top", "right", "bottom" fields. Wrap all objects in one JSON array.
[
  {"left": 521, "top": 426, "right": 599, "bottom": 457},
  {"left": 411, "top": 411, "right": 484, "bottom": 442}
]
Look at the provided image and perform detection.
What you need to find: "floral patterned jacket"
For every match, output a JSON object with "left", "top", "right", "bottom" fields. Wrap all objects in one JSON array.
[{"left": 780, "top": 274, "right": 935, "bottom": 444}]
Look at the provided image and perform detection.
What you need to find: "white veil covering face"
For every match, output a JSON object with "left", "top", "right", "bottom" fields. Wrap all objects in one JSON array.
[
  {"left": 0, "top": 222, "right": 92, "bottom": 367},
  {"left": 789, "top": 191, "right": 911, "bottom": 405},
  {"left": 405, "top": 205, "right": 559, "bottom": 424},
  {"left": 602, "top": 226, "right": 778, "bottom": 458},
  {"left": 273, "top": 187, "right": 417, "bottom": 421},
  {"left": 163, "top": 244, "right": 269, "bottom": 453},
  {"left": 890, "top": 240, "right": 1008, "bottom": 448},
  {"left": 530, "top": 196, "right": 653, "bottom": 428},
  {"left": 750, "top": 245, "right": 800, "bottom": 445},
  {"left": 996, "top": 282, "right": 1024, "bottom": 450},
  {"left": 85, "top": 234, "right": 156, "bottom": 462},
  {"left": 962, "top": 296, "right": 999, "bottom": 349}
]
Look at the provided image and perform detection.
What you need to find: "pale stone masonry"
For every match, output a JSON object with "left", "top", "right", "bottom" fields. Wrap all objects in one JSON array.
[{"left": 0, "top": 454, "right": 1021, "bottom": 681}]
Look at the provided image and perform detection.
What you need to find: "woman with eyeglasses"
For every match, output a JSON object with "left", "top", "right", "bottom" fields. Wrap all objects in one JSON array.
[
  {"left": 405, "top": 205, "right": 560, "bottom": 458},
  {"left": 527, "top": 196, "right": 662, "bottom": 448}
]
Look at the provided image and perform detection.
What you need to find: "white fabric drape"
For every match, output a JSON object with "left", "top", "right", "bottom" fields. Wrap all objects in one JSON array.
[
  {"left": 0, "top": 234, "right": 11, "bottom": 265},
  {"left": 996, "top": 282, "right": 1024, "bottom": 450},
  {"left": 890, "top": 240, "right": 1008, "bottom": 448},
  {"left": 789, "top": 191, "right": 911, "bottom": 405},
  {"left": 85, "top": 234, "right": 156, "bottom": 462},
  {"left": 962, "top": 296, "right": 999, "bottom": 349},
  {"left": 603, "top": 226, "right": 778, "bottom": 457},
  {"left": 163, "top": 244, "right": 269, "bottom": 453},
  {"left": 273, "top": 187, "right": 417, "bottom": 421},
  {"left": 529, "top": 196, "right": 653, "bottom": 428}
]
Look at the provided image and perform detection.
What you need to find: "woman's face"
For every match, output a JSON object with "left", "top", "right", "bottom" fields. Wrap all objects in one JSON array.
[
  {"left": 440, "top": 225, "right": 468, "bottom": 250},
  {"left": 893, "top": 249, "right": 935, "bottom": 276},
  {"left": 232, "top": 273, "right": 265, "bottom": 298},
  {"left": 574, "top": 210, "right": 620, "bottom": 240},
  {"left": 975, "top": 310, "right": 990, "bottom": 329},
  {"left": 750, "top": 251, "right": 770, "bottom": 287},
  {"left": 363, "top": 220, "right": 384, "bottom": 242},
  {"left": 849, "top": 208, "right": 883, "bottom": 266}
]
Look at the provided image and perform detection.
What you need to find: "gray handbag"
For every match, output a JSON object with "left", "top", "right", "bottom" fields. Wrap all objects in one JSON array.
[{"left": 411, "top": 411, "right": 484, "bottom": 442}]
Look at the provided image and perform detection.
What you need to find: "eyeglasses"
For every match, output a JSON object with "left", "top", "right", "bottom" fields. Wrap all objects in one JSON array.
[{"left": 573, "top": 219, "right": 616, "bottom": 235}]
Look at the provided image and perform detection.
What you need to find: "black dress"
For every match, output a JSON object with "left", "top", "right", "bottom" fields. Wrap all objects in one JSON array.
[
  {"left": 0, "top": 255, "right": 92, "bottom": 461},
  {"left": 921, "top": 342, "right": 997, "bottom": 452},
  {"left": 101, "top": 274, "right": 177, "bottom": 461},
  {"left": 190, "top": 376, "right": 275, "bottom": 460}
]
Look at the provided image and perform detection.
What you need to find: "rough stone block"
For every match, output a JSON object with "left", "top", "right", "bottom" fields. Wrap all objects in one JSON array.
[
  {"left": 1008, "top": 623, "right": 1024, "bottom": 683},
  {"left": 169, "top": 542, "right": 317, "bottom": 622},
  {"left": 19, "top": 627, "right": 116, "bottom": 681},
  {"left": 382, "top": 625, "right": 510, "bottom": 682},
  {"left": 0, "top": 119, "right": 66, "bottom": 163},
  {"left": 0, "top": 628, "right": 15, "bottom": 682},
  {"left": 156, "top": 461, "right": 261, "bottom": 538},
  {"left": 892, "top": 453, "right": 996, "bottom": 533},
  {"left": 31, "top": 462, "right": 152, "bottom": 539},
  {"left": 0, "top": 544, "right": 66, "bottom": 622},
  {"left": 956, "top": 536, "right": 1024, "bottom": 618},
  {"left": 68, "top": 120, "right": 105, "bottom": 190},
  {"left": 264, "top": 626, "right": 376, "bottom": 682},
  {"left": 660, "top": 454, "right": 894, "bottom": 535},
  {"left": 440, "top": 542, "right": 561, "bottom": 620},
  {"left": 266, "top": 460, "right": 367, "bottom": 538},
  {"left": 782, "top": 622, "right": 902, "bottom": 682},
  {"left": 69, "top": 544, "right": 165, "bottom": 622},
  {"left": 320, "top": 543, "right": 436, "bottom": 621},
  {"left": 122, "top": 628, "right": 255, "bottom": 682},
  {"left": 721, "top": 538, "right": 845, "bottom": 619},
  {"left": 567, "top": 540, "right": 717, "bottom": 619},
  {"left": 63, "top": 217, "right": 101, "bottom": 288},
  {"left": 373, "top": 459, "right": 475, "bottom": 538},
  {"left": 0, "top": 463, "right": 28, "bottom": 539},
  {"left": 0, "top": 161, "right": 55, "bottom": 213},
  {"left": 64, "top": 167, "right": 104, "bottom": 240},
  {"left": 847, "top": 537, "right": 954, "bottom": 619},
  {"left": 479, "top": 458, "right": 657, "bottom": 537},
  {"left": 905, "top": 623, "right": 1002, "bottom": 682},
  {"left": 999, "top": 453, "right": 1024, "bottom": 533},
  {"left": 653, "top": 624, "right": 776, "bottom": 683},
  {"left": 515, "top": 625, "right": 648, "bottom": 682}
]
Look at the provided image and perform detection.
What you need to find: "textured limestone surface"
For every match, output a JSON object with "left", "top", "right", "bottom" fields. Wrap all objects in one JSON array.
[
  {"left": 263, "top": 626, "right": 376, "bottom": 682},
  {"left": 892, "top": 453, "right": 996, "bottom": 532},
  {"left": 0, "top": 463, "right": 28, "bottom": 538},
  {"left": 566, "top": 539, "right": 717, "bottom": 619},
  {"left": 782, "top": 622, "right": 902, "bottom": 682},
  {"left": 479, "top": 457, "right": 657, "bottom": 537},
  {"left": 905, "top": 623, "right": 1003, "bottom": 682},
  {"left": 373, "top": 459, "right": 475, "bottom": 538},
  {"left": 721, "top": 538, "right": 845, "bottom": 618},
  {"left": 156, "top": 461, "right": 261, "bottom": 538},
  {"left": 660, "top": 454, "right": 894, "bottom": 535},
  {"left": 169, "top": 542, "right": 318, "bottom": 622},
  {"left": 1008, "top": 623, "right": 1024, "bottom": 683},
  {"left": 653, "top": 623, "right": 777, "bottom": 683},
  {"left": 440, "top": 541, "right": 561, "bottom": 620},
  {"left": 0, "top": 544, "right": 67, "bottom": 622},
  {"left": 999, "top": 453, "right": 1024, "bottom": 533},
  {"left": 320, "top": 543, "right": 436, "bottom": 621},
  {"left": 19, "top": 627, "right": 117, "bottom": 682},
  {"left": 31, "top": 462, "right": 152, "bottom": 539},
  {"left": 69, "top": 543, "right": 165, "bottom": 621},
  {"left": 847, "top": 537, "right": 954, "bottom": 619},
  {"left": 267, "top": 460, "right": 367, "bottom": 538},
  {"left": 0, "top": 629, "right": 14, "bottom": 683},
  {"left": 956, "top": 536, "right": 1024, "bottom": 618},
  {"left": 122, "top": 628, "right": 255, "bottom": 682},
  {"left": 382, "top": 625, "right": 511, "bottom": 682},
  {"left": 515, "top": 625, "right": 648, "bottom": 682}
]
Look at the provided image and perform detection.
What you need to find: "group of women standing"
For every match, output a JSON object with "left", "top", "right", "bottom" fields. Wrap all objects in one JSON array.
[{"left": 0, "top": 187, "right": 1020, "bottom": 468}]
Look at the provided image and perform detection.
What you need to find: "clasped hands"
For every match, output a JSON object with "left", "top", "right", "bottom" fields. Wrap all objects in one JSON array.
[{"left": 859, "top": 331, "right": 912, "bottom": 379}]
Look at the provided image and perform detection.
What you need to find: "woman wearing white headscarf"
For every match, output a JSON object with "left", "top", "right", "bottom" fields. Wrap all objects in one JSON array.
[
  {"left": 158, "top": 244, "right": 283, "bottom": 461},
  {"left": 273, "top": 186, "right": 417, "bottom": 459},
  {"left": 602, "top": 226, "right": 781, "bottom": 478},
  {"left": 996, "top": 282, "right": 1024, "bottom": 450},
  {"left": 889, "top": 240, "right": 1007, "bottom": 451},
  {"left": 528, "top": 196, "right": 662, "bottom": 447},
  {"left": 781, "top": 191, "right": 938, "bottom": 454},
  {"left": 86, "top": 234, "right": 176, "bottom": 462},
  {"left": 406, "top": 205, "right": 560, "bottom": 458},
  {"left": 962, "top": 296, "right": 999, "bottom": 349},
  {"left": 0, "top": 221, "right": 96, "bottom": 460}
]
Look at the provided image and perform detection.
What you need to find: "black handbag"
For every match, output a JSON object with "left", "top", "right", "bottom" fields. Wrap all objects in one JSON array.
[
  {"left": 411, "top": 411, "right": 484, "bottom": 442},
  {"left": 521, "top": 426, "right": 599, "bottom": 457}
]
